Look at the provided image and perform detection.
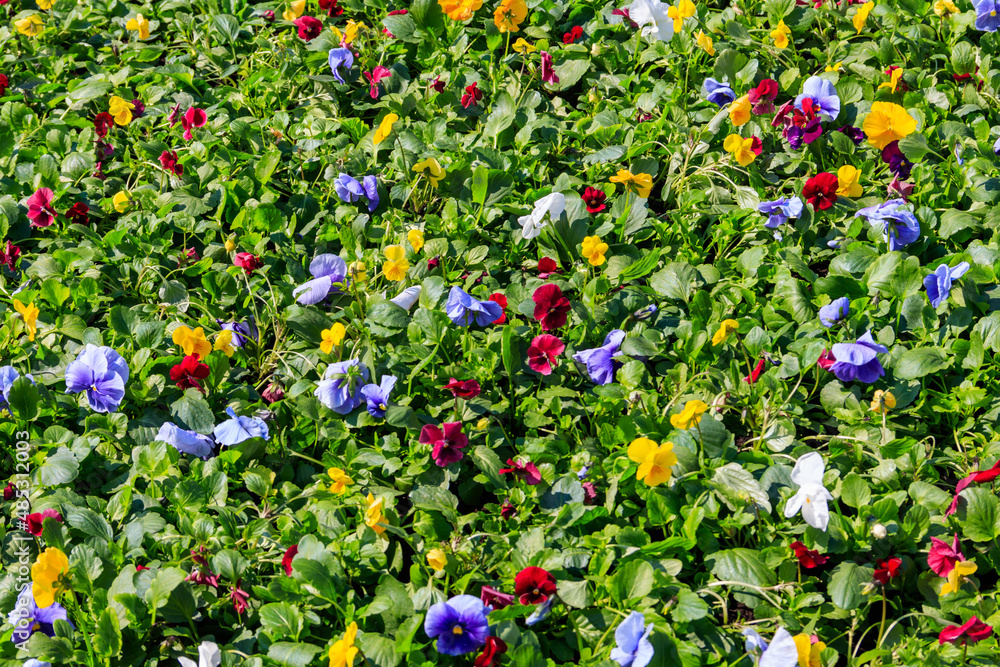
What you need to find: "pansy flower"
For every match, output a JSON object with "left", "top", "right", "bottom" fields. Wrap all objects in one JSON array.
[
  {"left": 420, "top": 422, "right": 469, "bottom": 466},
  {"left": 532, "top": 284, "right": 571, "bottom": 331}
]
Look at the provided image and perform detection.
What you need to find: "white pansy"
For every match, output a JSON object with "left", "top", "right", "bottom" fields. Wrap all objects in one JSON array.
[
  {"left": 390, "top": 285, "right": 422, "bottom": 311},
  {"left": 178, "top": 641, "right": 221, "bottom": 667},
  {"left": 783, "top": 452, "right": 833, "bottom": 531},
  {"left": 517, "top": 192, "right": 565, "bottom": 240},
  {"left": 629, "top": 0, "right": 674, "bottom": 42}
]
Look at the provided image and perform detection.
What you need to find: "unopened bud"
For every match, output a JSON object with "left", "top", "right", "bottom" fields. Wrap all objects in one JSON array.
[{"left": 871, "top": 523, "right": 887, "bottom": 539}]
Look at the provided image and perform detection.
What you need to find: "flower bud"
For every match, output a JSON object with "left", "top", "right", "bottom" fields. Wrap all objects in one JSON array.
[
  {"left": 224, "top": 238, "right": 236, "bottom": 253},
  {"left": 588, "top": 88, "right": 600, "bottom": 105},
  {"left": 590, "top": 43, "right": 603, "bottom": 57},
  {"left": 871, "top": 522, "right": 887, "bottom": 539}
]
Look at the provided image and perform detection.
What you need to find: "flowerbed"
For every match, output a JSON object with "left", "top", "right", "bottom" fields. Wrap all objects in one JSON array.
[{"left": 1, "top": 0, "right": 1000, "bottom": 665}]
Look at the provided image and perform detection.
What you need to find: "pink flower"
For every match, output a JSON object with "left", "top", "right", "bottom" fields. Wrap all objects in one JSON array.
[
  {"left": 1, "top": 241, "right": 21, "bottom": 271},
  {"left": 527, "top": 334, "right": 564, "bottom": 375},
  {"left": 817, "top": 348, "right": 836, "bottom": 371},
  {"left": 364, "top": 66, "right": 392, "bottom": 100},
  {"left": 888, "top": 177, "right": 914, "bottom": 201},
  {"left": 229, "top": 581, "right": 250, "bottom": 615},
  {"left": 540, "top": 52, "right": 559, "bottom": 84},
  {"left": 181, "top": 107, "right": 207, "bottom": 141},
  {"left": 294, "top": 15, "right": 323, "bottom": 41},
  {"left": 947, "top": 460, "right": 1000, "bottom": 515},
  {"left": 282, "top": 545, "right": 299, "bottom": 575},
  {"left": 234, "top": 252, "right": 262, "bottom": 274},
  {"left": 500, "top": 500, "right": 516, "bottom": 519},
  {"left": 939, "top": 616, "right": 993, "bottom": 645},
  {"left": 480, "top": 585, "right": 515, "bottom": 609},
  {"left": 167, "top": 103, "right": 182, "bottom": 126},
  {"left": 928, "top": 534, "right": 964, "bottom": 578},
  {"left": 499, "top": 458, "right": 542, "bottom": 485},
  {"left": 26, "top": 188, "right": 56, "bottom": 227},
  {"left": 420, "top": 422, "right": 468, "bottom": 467}
]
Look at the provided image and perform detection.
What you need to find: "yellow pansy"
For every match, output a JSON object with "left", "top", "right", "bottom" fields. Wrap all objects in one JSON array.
[
  {"left": 696, "top": 30, "right": 715, "bottom": 56},
  {"left": 412, "top": 158, "right": 445, "bottom": 187},
  {"left": 581, "top": 235, "right": 609, "bottom": 266},
  {"left": 627, "top": 438, "right": 678, "bottom": 486},
  {"left": 13, "top": 301, "right": 39, "bottom": 342},
  {"left": 113, "top": 191, "right": 131, "bottom": 213},
  {"left": 37, "top": 0, "right": 53, "bottom": 9},
  {"left": 328, "top": 467, "right": 353, "bottom": 494},
  {"left": 666, "top": 0, "right": 695, "bottom": 32},
  {"left": 282, "top": 0, "right": 305, "bottom": 21},
  {"left": 126, "top": 14, "right": 150, "bottom": 40},
  {"left": 476, "top": 417, "right": 489, "bottom": 429},
  {"left": 373, "top": 113, "right": 399, "bottom": 146},
  {"left": 382, "top": 245, "right": 409, "bottom": 282},
  {"left": 408, "top": 229, "right": 425, "bottom": 253},
  {"left": 853, "top": 1, "right": 874, "bottom": 33},
  {"left": 108, "top": 96, "right": 135, "bottom": 126},
  {"left": 723, "top": 134, "right": 758, "bottom": 167},
  {"left": 836, "top": 165, "right": 863, "bottom": 198},
  {"left": 494, "top": 0, "right": 527, "bottom": 32},
  {"left": 348, "top": 261, "right": 368, "bottom": 283},
  {"left": 825, "top": 62, "right": 843, "bottom": 72},
  {"left": 364, "top": 493, "right": 387, "bottom": 534},
  {"left": 328, "top": 622, "right": 359, "bottom": 667},
  {"left": 729, "top": 95, "right": 751, "bottom": 127},
  {"left": 862, "top": 102, "right": 916, "bottom": 149},
  {"left": 711, "top": 318, "right": 739, "bottom": 346},
  {"left": 31, "top": 547, "right": 69, "bottom": 608},
  {"left": 670, "top": 400, "right": 708, "bottom": 429},
  {"left": 321, "top": 323, "right": 346, "bottom": 354},
  {"left": 213, "top": 329, "right": 235, "bottom": 357},
  {"left": 934, "top": 0, "right": 958, "bottom": 16},
  {"left": 172, "top": 325, "right": 213, "bottom": 358},
  {"left": 427, "top": 548, "right": 448, "bottom": 571},
  {"left": 794, "top": 634, "right": 826, "bottom": 667},
  {"left": 15, "top": 15, "right": 44, "bottom": 37},
  {"left": 870, "top": 389, "right": 896, "bottom": 414},
  {"left": 331, "top": 19, "right": 367, "bottom": 44},
  {"left": 512, "top": 37, "right": 536, "bottom": 54},
  {"left": 878, "top": 67, "right": 903, "bottom": 93},
  {"left": 770, "top": 20, "right": 791, "bottom": 49},
  {"left": 439, "top": 0, "right": 484, "bottom": 21},
  {"left": 609, "top": 170, "right": 653, "bottom": 198},
  {"left": 941, "top": 560, "right": 977, "bottom": 595}
]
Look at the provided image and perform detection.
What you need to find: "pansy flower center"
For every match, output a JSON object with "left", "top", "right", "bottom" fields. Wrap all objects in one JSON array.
[{"left": 452, "top": 625, "right": 464, "bottom": 635}]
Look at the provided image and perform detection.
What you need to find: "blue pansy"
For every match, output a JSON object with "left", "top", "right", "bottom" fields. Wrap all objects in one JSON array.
[
  {"left": 64, "top": 345, "right": 129, "bottom": 413},
  {"left": 328, "top": 48, "right": 354, "bottom": 84},
  {"left": 573, "top": 330, "right": 626, "bottom": 385},
  {"left": 831, "top": 331, "right": 889, "bottom": 384},
  {"left": 855, "top": 199, "right": 921, "bottom": 251},
  {"left": 445, "top": 287, "right": 503, "bottom": 327},
  {"left": 758, "top": 197, "right": 804, "bottom": 229},
  {"left": 0, "top": 366, "right": 33, "bottom": 414},
  {"left": 703, "top": 78, "right": 735, "bottom": 107},
  {"left": 423, "top": 595, "right": 490, "bottom": 655},
  {"left": 359, "top": 375, "right": 397, "bottom": 419},
  {"left": 973, "top": 0, "right": 1000, "bottom": 31},
  {"left": 315, "top": 359, "right": 369, "bottom": 414},
  {"left": 609, "top": 611, "right": 655, "bottom": 667},
  {"left": 819, "top": 297, "right": 850, "bottom": 328},
  {"left": 156, "top": 422, "right": 215, "bottom": 458},
  {"left": 794, "top": 76, "right": 840, "bottom": 122},
  {"left": 925, "top": 261, "right": 970, "bottom": 308},
  {"left": 8, "top": 584, "right": 72, "bottom": 645},
  {"left": 294, "top": 254, "right": 349, "bottom": 305},
  {"left": 214, "top": 407, "right": 269, "bottom": 447}
]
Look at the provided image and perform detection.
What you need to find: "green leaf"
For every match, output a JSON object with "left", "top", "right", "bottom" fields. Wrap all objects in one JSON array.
[
  {"left": 959, "top": 488, "right": 1000, "bottom": 542},
  {"left": 170, "top": 389, "right": 216, "bottom": 435},
  {"left": 893, "top": 347, "right": 950, "bottom": 380},
  {"left": 706, "top": 548, "right": 775, "bottom": 608},
  {"left": 608, "top": 560, "right": 654, "bottom": 604},
  {"left": 471, "top": 165, "right": 489, "bottom": 206},
  {"left": 260, "top": 602, "right": 305, "bottom": 641},
  {"left": 841, "top": 472, "right": 871, "bottom": 509},
  {"left": 8, "top": 375, "right": 39, "bottom": 421},
  {"left": 267, "top": 642, "right": 322, "bottom": 667},
  {"left": 828, "top": 562, "right": 874, "bottom": 610},
  {"left": 255, "top": 149, "right": 282, "bottom": 185},
  {"left": 145, "top": 567, "right": 186, "bottom": 610},
  {"left": 672, "top": 588, "right": 710, "bottom": 623},
  {"left": 711, "top": 463, "right": 772, "bottom": 513},
  {"left": 93, "top": 608, "right": 122, "bottom": 658},
  {"left": 64, "top": 506, "right": 114, "bottom": 541}
]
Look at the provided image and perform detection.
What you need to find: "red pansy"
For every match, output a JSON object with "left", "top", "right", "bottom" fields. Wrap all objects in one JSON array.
[
  {"left": 532, "top": 284, "right": 571, "bottom": 331},
  {"left": 527, "top": 334, "right": 564, "bottom": 375},
  {"left": 170, "top": 355, "right": 210, "bottom": 391},
  {"left": 790, "top": 541, "right": 828, "bottom": 569},
  {"left": 803, "top": 172, "right": 839, "bottom": 211},
  {"left": 514, "top": 566, "right": 557, "bottom": 605},
  {"left": 443, "top": 378, "right": 481, "bottom": 398}
]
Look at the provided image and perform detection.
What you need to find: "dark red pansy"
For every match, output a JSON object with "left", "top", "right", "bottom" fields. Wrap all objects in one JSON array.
[
  {"left": 1, "top": 241, "right": 22, "bottom": 271},
  {"left": 803, "top": 172, "right": 838, "bottom": 211},
  {"left": 581, "top": 186, "right": 607, "bottom": 214},
  {"left": 25, "top": 509, "right": 63, "bottom": 536},
  {"left": 532, "top": 284, "right": 571, "bottom": 332},
  {"left": 159, "top": 150, "right": 183, "bottom": 176},
  {"left": 94, "top": 112, "right": 114, "bottom": 139},
  {"left": 443, "top": 378, "right": 481, "bottom": 398},
  {"left": 500, "top": 500, "right": 516, "bottom": 519},
  {"left": 170, "top": 355, "right": 210, "bottom": 391},
  {"left": 64, "top": 203, "right": 90, "bottom": 225},
  {"left": 293, "top": 15, "right": 323, "bottom": 41},
  {"left": 744, "top": 358, "right": 765, "bottom": 384},
  {"left": 319, "top": 0, "right": 343, "bottom": 17},
  {"left": 474, "top": 636, "right": 509, "bottom": 667},
  {"left": 0, "top": 74, "right": 8, "bottom": 97},
  {"left": 514, "top": 566, "right": 557, "bottom": 605},
  {"left": 790, "top": 541, "right": 828, "bottom": 569},
  {"left": 461, "top": 81, "right": 483, "bottom": 109},
  {"left": 538, "top": 257, "right": 560, "bottom": 278},
  {"left": 480, "top": 585, "right": 515, "bottom": 609}
]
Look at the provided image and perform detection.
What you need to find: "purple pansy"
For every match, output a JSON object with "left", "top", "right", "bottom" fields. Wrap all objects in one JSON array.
[
  {"left": 315, "top": 358, "right": 369, "bottom": 414},
  {"left": 819, "top": 297, "right": 850, "bottom": 328},
  {"left": 424, "top": 595, "right": 490, "bottom": 655},
  {"left": 293, "top": 254, "right": 349, "bottom": 305},
  {"left": 445, "top": 287, "right": 503, "bottom": 327},
  {"left": 831, "top": 331, "right": 889, "bottom": 384},
  {"left": 758, "top": 197, "right": 804, "bottom": 229},
  {"left": 573, "top": 329, "right": 626, "bottom": 385},
  {"left": 64, "top": 345, "right": 129, "bottom": 413},
  {"left": 925, "top": 261, "right": 970, "bottom": 308}
]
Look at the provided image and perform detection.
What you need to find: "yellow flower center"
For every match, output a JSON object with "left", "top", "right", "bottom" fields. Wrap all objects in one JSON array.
[{"left": 452, "top": 625, "right": 464, "bottom": 635}]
